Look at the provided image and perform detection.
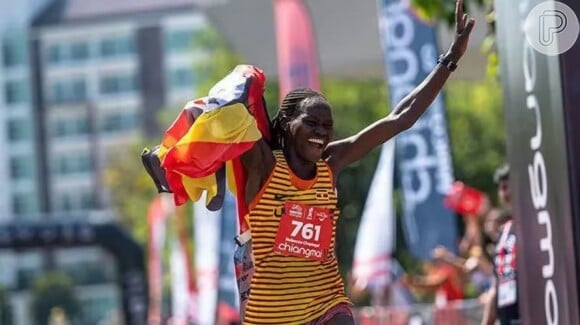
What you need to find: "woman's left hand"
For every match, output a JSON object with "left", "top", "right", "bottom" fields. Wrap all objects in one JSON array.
[{"left": 446, "top": 0, "right": 476, "bottom": 61}]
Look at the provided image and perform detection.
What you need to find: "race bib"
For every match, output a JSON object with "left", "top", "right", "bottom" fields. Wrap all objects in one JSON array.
[
  {"left": 273, "top": 202, "right": 333, "bottom": 261},
  {"left": 498, "top": 278, "right": 517, "bottom": 307}
]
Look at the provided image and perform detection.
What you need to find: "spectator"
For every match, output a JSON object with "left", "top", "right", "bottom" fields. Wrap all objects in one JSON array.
[
  {"left": 431, "top": 245, "right": 493, "bottom": 296},
  {"left": 402, "top": 260, "right": 465, "bottom": 307},
  {"left": 481, "top": 164, "right": 520, "bottom": 325}
]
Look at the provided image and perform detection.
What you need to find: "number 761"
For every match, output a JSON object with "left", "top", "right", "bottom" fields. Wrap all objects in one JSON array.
[{"left": 291, "top": 220, "right": 321, "bottom": 241}]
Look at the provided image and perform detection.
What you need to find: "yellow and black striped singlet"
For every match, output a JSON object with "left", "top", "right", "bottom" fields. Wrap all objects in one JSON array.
[{"left": 244, "top": 151, "right": 350, "bottom": 324}]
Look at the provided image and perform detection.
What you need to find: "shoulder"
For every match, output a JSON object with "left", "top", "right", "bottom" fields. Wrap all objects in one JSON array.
[
  {"left": 242, "top": 140, "right": 275, "bottom": 171},
  {"left": 320, "top": 158, "right": 337, "bottom": 187}
]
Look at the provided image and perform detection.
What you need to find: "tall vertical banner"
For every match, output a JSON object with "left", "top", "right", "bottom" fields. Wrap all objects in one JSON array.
[
  {"left": 170, "top": 236, "right": 196, "bottom": 324},
  {"left": 378, "top": 0, "right": 457, "bottom": 259},
  {"left": 147, "top": 195, "right": 171, "bottom": 324},
  {"left": 352, "top": 141, "right": 396, "bottom": 292},
  {"left": 216, "top": 191, "right": 240, "bottom": 323},
  {"left": 174, "top": 205, "right": 198, "bottom": 324},
  {"left": 274, "top": 0, "right": 320, "bottom": 101},
  {"left": 495, "top": 0, "right": 580, "bottom": 324},
  {"left": 193, "top": 195, "right": 221, "bottom": 325}
]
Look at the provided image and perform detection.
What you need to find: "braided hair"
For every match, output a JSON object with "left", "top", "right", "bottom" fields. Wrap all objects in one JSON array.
[{"left": 270, "top": 88, "right": 328, "bottom": 150}]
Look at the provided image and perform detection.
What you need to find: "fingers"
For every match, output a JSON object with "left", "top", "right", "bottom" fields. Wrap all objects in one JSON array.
[
  {"left": 455, "top": 0, "right": 464, "bottom": 26},
  {"left": 463, "top": 17, "right": 476, "bottom": 35}
]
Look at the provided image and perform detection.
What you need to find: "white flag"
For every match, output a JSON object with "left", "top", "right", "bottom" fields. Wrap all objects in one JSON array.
[
  {"left": 170, "top": 237, "right": 191, "bottom": 323},
  {"left": 352, "top": 140, "right": 396, "bottom": 291},
  {"left": 193, "top": 194, "right": 221, "bottom": 325}
]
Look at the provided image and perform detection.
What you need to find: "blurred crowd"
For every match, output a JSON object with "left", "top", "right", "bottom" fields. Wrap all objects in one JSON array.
[{"left": 349, "top": 164, "right": 520, "bottom": 325}]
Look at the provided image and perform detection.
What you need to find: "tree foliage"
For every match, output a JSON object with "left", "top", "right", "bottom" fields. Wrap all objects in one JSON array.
[
  {"left": 103, "top": 141, "right": 157, "bottom": 244},
  {"left": 412, "top": 0, "right": 487, "bottom": 25},
  {"left": 445, "top": 79, "right": 505, "bottom": 201},
  {"left": 31, "top": 272, "right": 80, "bottom": 324},
  {"left": 412, "top": 0, "right": 499, "bottom": 80}
]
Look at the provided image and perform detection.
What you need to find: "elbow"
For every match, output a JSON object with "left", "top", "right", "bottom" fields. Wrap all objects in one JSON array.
[{"left": 397, "top": 114, "right": 416, "bottom": 132}]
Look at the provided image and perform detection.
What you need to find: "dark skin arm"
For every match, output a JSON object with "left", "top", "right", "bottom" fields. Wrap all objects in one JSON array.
[
  {"left": 242, "top": 0, "right": 474, "bottom": 203},
  {"left": 325, "top": 0, "right": 475, "bottom": 175}
]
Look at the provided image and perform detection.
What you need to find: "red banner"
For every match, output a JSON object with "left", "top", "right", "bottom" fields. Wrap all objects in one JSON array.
[
  {"left": 274, "top": 0, "right": 320, "bottom": 101},
  {"left": 147, "top": 195, "right": 171, "bottom": 324}
]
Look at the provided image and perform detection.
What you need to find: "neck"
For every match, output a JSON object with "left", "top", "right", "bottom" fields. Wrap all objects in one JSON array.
[{"left": 283, "top": 147, "right": 316, "bottom": 180}]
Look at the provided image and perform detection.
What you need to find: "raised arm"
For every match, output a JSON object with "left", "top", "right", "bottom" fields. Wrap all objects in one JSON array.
[{"left": 326, "top": 0, "right": 475, "bottom": 173}]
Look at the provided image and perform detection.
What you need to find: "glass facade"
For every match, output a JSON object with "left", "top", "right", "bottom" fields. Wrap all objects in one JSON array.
[
  {"left": 2, "top": 34, "right": 27, "bottom": 68},
  {"left": 99, "top": 35, "right": 135, "bottom": 58}
]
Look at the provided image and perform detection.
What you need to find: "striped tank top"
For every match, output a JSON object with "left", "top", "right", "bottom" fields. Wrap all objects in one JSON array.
[{"left": 244, "top": 151, "right": 350, "bottom": 324}]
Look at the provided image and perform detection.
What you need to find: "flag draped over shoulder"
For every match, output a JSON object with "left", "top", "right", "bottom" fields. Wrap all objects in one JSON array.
[
  {"left": 142, "top": 64, "right": 272, "bottom": 321},
  {"left": 151, "top": 65, "right": 271, "bottom": 211}
]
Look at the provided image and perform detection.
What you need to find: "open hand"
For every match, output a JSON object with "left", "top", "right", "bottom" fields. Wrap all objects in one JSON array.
[
  {"left": 446, "top": 0, "right": 476, "bottom": 61},
  {"left": 431, "top": 245, "right": 451, "bottom": 260}
]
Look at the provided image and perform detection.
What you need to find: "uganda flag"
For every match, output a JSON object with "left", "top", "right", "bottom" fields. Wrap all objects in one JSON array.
[{"left": 144, "top": 65, "right": 272, "bottom": 210}]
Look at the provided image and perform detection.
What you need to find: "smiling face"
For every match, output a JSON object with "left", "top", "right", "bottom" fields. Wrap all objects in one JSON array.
[{"left": 286, "top": 97, "right": 334, "bottom": 163}]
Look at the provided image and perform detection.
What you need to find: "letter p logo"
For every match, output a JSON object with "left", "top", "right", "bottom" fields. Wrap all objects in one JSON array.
[
  {"left": 525, "top": 2, "right": 579, "bottom": 56},
  {"left": 539, "top": 10, "right": 567, "bottom": 46}
]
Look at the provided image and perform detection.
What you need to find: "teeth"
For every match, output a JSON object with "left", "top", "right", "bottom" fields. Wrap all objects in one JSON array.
[{"left": 308, "top": 138, "right": 324, "bottom": 144}]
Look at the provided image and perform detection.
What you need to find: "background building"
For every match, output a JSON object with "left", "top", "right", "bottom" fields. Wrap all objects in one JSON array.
[
  {"left": 0, "top": 0, "right": 52, "bottom": 311},
  {"left": 1, "top": 0, "right": 207, "bottom": 323}
]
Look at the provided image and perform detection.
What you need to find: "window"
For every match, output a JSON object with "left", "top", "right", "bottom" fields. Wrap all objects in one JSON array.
[
  {"left": 50, "top": 79, "right": 86, "bottom": 104},
  {"left": 55, "top": 190, "right": 93, "bottom": 212},
  {"left": 168, "top": 68, "right": 195, "bottom": 89},
  {"left": 80, "top": 192, "right": 93, "bottom": 210},
  {"left": 165, "top": 29, "right": 198, "bottom": 52},
  {"left": 10, "top": 155, "right": 34, "bottom": 180},
  {"left": 101, "top": 112, "right": 139, "bottom": 133},
  {"left": 16, "top": 251, "right": 42, "bottom": 289},
  {"left": 56, "top": 193, "right": 73, "bottom": 211},
  {"left": 5, "top": 80, "right": 29, "bottom": 104},
  {"left": 48, "top": 44, "right": 65, "bottom": 63},
  {"left": 51, "top": 116, "right": 90, "bottom": 138},
  {"left": 47, "top": 41, "right": 89, "bottom": 64},
  {"left": 99, "top": 74, "right": 138, "bottom": 95},
  {"left": 52, "top": 154, "right": 92, "bottom": 175},
  {"left": 7, "top": 119, "right": 32, "bottom": 141},
  {"left": 70, "top": 42, "right": 89, "bottom": 61},
  {"left": 12, "top": 192, "right": 38, "bottom": 216},
  {"left": 100, "top": 36, "right": 135, "bottom": 58},
  {"left": 3, "top": 37, "right": 26, "bottom": 67}
]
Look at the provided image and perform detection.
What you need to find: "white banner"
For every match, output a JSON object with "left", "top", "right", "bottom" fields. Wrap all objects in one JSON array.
[
  {"left": 352, "top": 141, "right": 396, "bottom": 291},
  {"left": 170, "top": 237, "right": 191, "bottom": 323},
  {"left": 193, "top": 194, "right": 221, "bottom": 325}
]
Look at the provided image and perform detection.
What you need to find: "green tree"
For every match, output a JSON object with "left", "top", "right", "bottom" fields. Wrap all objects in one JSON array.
[
  {"left": 412, "top": 0, "right": 499, "bottom": 80},
  {"left": 103, "top": 140, "right": 157, "bottom": 244},
  {"left": 412, "top": 0, "right": 486, "bottom": 24},
  {"left": 30, "top": 272, "right": 80, "bottom": 324},
  {"left": 445, "top": 79, "right": 505, "bottom": 201}
]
